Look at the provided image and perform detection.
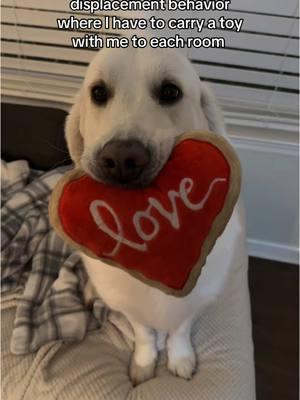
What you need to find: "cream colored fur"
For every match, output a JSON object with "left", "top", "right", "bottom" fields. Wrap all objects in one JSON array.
[{"left": 65, "top": 47, "right": 245, "bottom": 385}]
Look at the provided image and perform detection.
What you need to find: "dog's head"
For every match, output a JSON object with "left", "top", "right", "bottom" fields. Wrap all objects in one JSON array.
[{"left": 66, "top": 47, "right": 225, "bottom": 188}]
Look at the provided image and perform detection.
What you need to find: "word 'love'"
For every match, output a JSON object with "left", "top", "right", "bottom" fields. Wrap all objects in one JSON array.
[{"left": 89, "top": 177, "right": 226, "bottom": 257}]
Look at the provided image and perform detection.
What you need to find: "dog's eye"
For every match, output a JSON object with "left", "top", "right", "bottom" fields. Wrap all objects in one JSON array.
[
  {"left": 158, "top": 82, "right": 182, "bottom": 105},
  {"left": 91, "top": 83, "right": 110, "bottom": 105}
]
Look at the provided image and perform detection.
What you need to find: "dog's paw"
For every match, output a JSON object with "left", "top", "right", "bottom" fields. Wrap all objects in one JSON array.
[
  {"left": 129, "top": 357, "right": 156, "bottom": 386},
  {"left": 167, "top": 350, "right": 197, "bottom": 380}
]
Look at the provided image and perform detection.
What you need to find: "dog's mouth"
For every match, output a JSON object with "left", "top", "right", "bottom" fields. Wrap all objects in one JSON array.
[
  {"left": 93, "top": 171, "right": 156, "bottom": 190},
  {"left": 86, "top": 158, "right": 162, "bottom": 189}
]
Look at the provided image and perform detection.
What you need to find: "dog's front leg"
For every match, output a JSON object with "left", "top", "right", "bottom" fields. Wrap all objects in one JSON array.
[
  {"left": 167, "top": 317, "right": 197, "bottom": 380},
  {"left": 128, "top": 318, "right": 158, "bottom": 385}
]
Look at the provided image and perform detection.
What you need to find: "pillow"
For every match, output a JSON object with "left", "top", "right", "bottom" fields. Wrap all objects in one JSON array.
[{"left": 49, "top": 131, "right": 241, "bottom": 297}]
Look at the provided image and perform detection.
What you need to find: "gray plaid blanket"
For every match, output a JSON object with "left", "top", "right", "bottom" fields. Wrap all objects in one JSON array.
[{"left": 1, "top": 160, "right": 108, "bottom": 355}]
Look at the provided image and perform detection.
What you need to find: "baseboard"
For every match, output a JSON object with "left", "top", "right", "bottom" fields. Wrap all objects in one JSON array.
[{"left": 248, "top": 239, "right": 299, "bottom": 265}]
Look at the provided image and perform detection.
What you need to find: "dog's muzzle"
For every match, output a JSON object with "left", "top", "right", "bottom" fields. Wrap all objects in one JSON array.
[{"left": 94, "top": 139, "right": 152, "bottom": 188}]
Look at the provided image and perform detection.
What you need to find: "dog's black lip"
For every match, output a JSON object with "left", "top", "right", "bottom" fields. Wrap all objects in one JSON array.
[
  {"left": 100, "top": 176, "right": 153, "bottom": 190},
  {"left": 86, "top": 166, "right": 155, "bottom": 190}
]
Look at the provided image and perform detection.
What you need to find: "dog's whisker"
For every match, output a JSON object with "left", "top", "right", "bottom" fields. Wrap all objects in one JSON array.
[
  {"left": 42, "top": 139, "right": 70, "bottom": 154},
  {"left": 51, "top": 157, "right": 73, "bottom": 169}
]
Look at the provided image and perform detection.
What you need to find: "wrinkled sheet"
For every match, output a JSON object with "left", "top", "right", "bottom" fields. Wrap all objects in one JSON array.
[{"left": 1, "top": 160, "right": 107, "bottom": 354}]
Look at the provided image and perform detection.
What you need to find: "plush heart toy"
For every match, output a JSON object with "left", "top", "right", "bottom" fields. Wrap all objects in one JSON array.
[{"left": 49, "top": 131, "right": 241, "bottom": 297}]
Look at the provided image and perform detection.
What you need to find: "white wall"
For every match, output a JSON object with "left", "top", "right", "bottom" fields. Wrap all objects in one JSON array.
[{"left": 229, "top": 122, "right": 299, "bottom": 264}]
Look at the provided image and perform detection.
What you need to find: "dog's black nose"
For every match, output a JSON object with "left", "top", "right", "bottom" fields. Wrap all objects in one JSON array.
[{"left": 98, "top": 139, "right": 150, "bottom": 185}]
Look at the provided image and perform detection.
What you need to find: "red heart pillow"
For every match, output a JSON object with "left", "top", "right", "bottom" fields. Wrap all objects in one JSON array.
[{"left": 49, "top": 131, "right": 241, "bottom": 297}]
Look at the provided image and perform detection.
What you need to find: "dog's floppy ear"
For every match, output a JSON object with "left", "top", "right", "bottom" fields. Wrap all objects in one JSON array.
[
  {"left": 65, "top": 93, "right": 84, "bottom": 166},
  {"left": 200, "top": 81, "right": 226, "bottom": 136}
]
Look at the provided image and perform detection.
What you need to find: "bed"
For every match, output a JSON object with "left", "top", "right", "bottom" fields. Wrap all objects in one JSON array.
[{"left": 1, "top": 102, "right": 256, "bottom": 400}]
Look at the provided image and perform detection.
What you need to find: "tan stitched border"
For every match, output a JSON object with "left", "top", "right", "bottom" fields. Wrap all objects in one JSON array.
[{"left": 49, "top": 130, "right": 241, "bottom": 297}]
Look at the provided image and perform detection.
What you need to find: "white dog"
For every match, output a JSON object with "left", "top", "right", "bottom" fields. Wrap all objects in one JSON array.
[{"left": 65, "top": 47, "right": 245, "bottom": 385}]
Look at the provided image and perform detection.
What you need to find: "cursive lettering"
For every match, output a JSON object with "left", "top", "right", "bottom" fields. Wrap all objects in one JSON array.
[{"left": 90, "top": 177, "right": 226, "bottom": 256}]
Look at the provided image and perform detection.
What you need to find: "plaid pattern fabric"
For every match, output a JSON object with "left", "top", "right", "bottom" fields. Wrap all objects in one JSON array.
[{"left": 1, "top": 160, "right": 107, "bottom": 355}]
